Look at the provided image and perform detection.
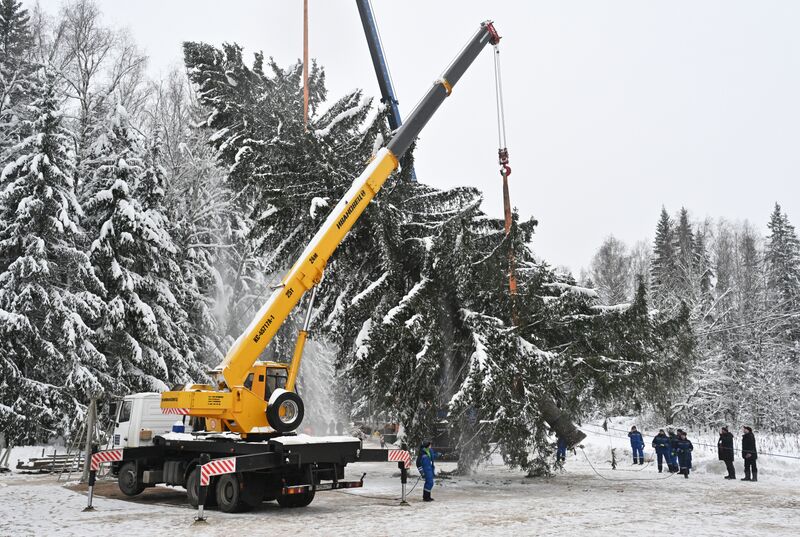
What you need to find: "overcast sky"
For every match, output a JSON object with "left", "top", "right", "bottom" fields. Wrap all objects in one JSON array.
[{"left": 35, "top": 0, "right": 800, "bottom": 271}]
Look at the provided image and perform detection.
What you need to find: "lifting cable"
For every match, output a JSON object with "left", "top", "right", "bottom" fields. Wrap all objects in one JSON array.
[
  {"left": 491, "top": 41, "right": 519, "bottom": 301},
  {"left": 493, "top": 43, "right": 510, "bottom": 177}
]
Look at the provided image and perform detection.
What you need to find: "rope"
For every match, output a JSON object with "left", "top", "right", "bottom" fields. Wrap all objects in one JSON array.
[
  {"left": 581, "top": 423, "right": 800, "bottom": 461},
  {"left": 333, "top": 475, "right": 422, "bottom": 502},
  {"left": 579, "top": 448, "right": 679, "bottom": 482}
]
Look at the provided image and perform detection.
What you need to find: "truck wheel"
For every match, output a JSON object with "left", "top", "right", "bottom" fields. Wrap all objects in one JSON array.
[
  {"left": 277, "top": 489, "right": 315, "bottom": 508},
  {"left": 118, "top": 462, "right": 145, "bottom": 497},
  {"left": 186, "top": 466, "right": 218, "bottom": 508},
  {"left": 266, "top": 390, "right": 304, "bottom": 433},
  {"left": 215, "top": 473, "right": 262, "bottom": 513}
]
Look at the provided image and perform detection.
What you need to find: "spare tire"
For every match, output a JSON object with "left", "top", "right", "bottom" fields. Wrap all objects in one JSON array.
[{"left": 266, "top": 389, "right": 304, "bottom": 433}]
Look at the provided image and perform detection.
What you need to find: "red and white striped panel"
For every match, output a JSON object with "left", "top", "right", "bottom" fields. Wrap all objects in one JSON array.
[
  {"left": 161, "top": 407, "right": 190, "bottom": 415},
  {"left": 387, "top": 449, "right": 412, "bottom": 468},
  {"left": 91, "top": 449, "right": 123, "bottom": 471},
  {"left": 200, "top": 457, "right": 236, "bottom": 486}
]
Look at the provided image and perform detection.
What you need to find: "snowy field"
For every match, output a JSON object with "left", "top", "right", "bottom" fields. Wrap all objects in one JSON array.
[{"left": 1, "top": 423, "right": 798, "bottom": 537}]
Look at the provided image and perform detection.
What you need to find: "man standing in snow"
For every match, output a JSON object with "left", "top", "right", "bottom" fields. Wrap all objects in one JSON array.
[
  {"left": 667, "top": 428, "right": 680, "bottom": 472},
  {"left": 717, "top": 426, "right": 736, "bottom": 479},
  {"left": 651, "top": 429, "right": 671, "bottom": 473},
  {"left": 676, "top": 430, "right": 693, "bottom": 478},
  {"left": 556, "top": 435, "right": 567, "bottom": 463},
  {"left": 628, "top": 426, "right": 645, "bottom": 465},
  {"left": 417, "top": 440, "right": 439, "bottom": 502},
  {"left": 741, "top": 426, "right": 758, "bottom": 482}
]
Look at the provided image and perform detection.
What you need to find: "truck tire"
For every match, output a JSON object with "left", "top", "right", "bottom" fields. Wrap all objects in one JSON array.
[
  {"left": 266, "top": 390, "right": 304, "bottom": 433},
  {"left": 277, "top": 488, "right": 315, "bottom": 508},
  {"left": 186, "top": 466, "right": 218, "bottom": 509},
  {"left": 118, "top": 462, "right": 145, "bottom": 497},
  {"left": 215, "top": 473, "right": 262, "bottom": 513}
]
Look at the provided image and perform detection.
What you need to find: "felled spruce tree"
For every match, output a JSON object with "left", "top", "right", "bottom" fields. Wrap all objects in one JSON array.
[{"left": 0, "top": 71, "right": 105, "bottom": 442}]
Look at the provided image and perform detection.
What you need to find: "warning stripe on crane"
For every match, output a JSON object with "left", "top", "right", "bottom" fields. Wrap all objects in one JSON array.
[
  {"left": 387, "top": 449, "right": 412, "bottom": 468},
  {"left": 161, "top": 407, "right": 190, "bottom": 415},
  {"left": 90, "top": 449, "right": 123, "bottom": 471},
  {"left": 200, "top": 457, "right": 236, "bottom": 486}
]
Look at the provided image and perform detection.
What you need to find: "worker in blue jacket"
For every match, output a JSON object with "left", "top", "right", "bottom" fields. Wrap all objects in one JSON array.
[
  {"left": 651, "top": 429, "right": 671, "bottom": 473},
  {"left": 667, "top": 428, "right": 680, "bottom": 472},
  {"left": 628, "top": 425, "right": 645, "bottom": 465},
  {"left": 675, "top": 430, "right": 693, "bottom": 478},
  {"left": 556, "top": 435, "right": 567, "bottom": 463},
  {"left": 416, "top": 440, "right": 439, "bottom": 502}
]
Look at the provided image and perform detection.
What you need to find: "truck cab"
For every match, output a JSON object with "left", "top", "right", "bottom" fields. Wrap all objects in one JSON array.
[{"left": 113, "top": 393, "right": 187, "bottom": 449}]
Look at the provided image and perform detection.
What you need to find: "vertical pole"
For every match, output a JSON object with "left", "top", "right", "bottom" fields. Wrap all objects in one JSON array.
[
  {"left": 195, "top": 453, "right": 210, "bottom": 523},
  {"left": 81, "top": 398, "right": 97, "bottom": 483},
  {"left": 83, "top": 445, "right": 97, "bottom": 511},
  {"left": 399, "top": 441, "right": 409, "bottom": 505},
  {"left": 399, "top": 461, "right": 408, "bottom": 505},
  {"left": 303, "top": 0, "right": 310, "bottom": 130}
]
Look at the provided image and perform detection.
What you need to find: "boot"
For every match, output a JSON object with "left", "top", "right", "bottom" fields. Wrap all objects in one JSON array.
[
  {"left": 423, "top": 490, "right": 433, "bottom": 502},
  {"left": 751, "top": 471, "right": 757, "bottom": 482},
  {"left": 684, "top": 472, "right": 689, "bottom": 479},
  {"left": 639, "top": 460, "right": 644, "bottom": 465},
  {"left": 741, "top": 473, "right": 751, "bottom": 481}
]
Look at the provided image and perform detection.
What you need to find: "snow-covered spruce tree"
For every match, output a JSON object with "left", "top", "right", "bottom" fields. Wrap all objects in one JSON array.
[
  {"left": 765, "top": 203, "right": 800, "bottom": 313},
  {"left": 651, "top": 207, "right": 678, "bottom": 311},
  {"left": 0, "top": 70, "right": 105, "bottom": 443},
  {"left": 82, "top": 103, "right": 203, "bottom": 394},
  {"left": 0, "top": 0, "right": 35, "bottom": 156},
  {"left": 138, "top": 129, "right": 219, "bottom": 373}
]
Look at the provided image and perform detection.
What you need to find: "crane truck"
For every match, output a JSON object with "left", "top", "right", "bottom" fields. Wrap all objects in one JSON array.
[{"left": 88, "top": 21, "right": 503, "bottom": 514}]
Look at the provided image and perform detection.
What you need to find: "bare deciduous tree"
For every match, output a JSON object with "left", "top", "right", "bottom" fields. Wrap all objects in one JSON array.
[{"left": 590, "top": 235, "right": 632, "bottom": 305}]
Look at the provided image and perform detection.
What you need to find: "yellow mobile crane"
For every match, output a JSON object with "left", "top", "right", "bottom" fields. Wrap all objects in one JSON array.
[{"left": 161, "top": 21, "right": 503, "bottom": 436}]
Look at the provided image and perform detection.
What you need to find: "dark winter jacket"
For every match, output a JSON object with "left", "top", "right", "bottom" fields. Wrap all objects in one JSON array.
[
  {"left": 652, "top": 433, "right": 671, "bottom": 454},
  {"left": 417, "top": 446, "right": 438, "bottom": 478},
  {"left": 668, "top": 433, "right": 679, "bottom": 455},
  {"left": 676, "top": 438, "right": 693, "bottom": 469},
  {"left": 628, "top": 430, "right": 644, "bottom": 449},
  {"left": 717, "top": 432, "right": 734, "bottom": 462},
  {"left": 741, "top": 432, "right": 757, "bottom": 460}
]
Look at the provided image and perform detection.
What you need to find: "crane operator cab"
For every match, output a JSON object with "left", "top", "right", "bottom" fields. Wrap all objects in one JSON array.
[{"left": 198, "top": 361, "right": 304, "bottom": 435}]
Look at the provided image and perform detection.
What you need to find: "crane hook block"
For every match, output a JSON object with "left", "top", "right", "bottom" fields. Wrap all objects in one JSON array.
[{"left": 498, "top": 147, "right": 511, "bottom": 177}]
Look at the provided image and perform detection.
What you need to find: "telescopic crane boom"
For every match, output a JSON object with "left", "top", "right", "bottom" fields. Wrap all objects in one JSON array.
[{"left": 161, "top": 21, "right": 502, "bottom": 435}]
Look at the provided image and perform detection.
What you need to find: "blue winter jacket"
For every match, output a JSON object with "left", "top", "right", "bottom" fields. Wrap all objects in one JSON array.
[
  {"left": 652, "top": 433, "right": 671, "bottom": 454},
  {"left": 628, "top": 430, "right": 644, "bottom": 449},
  {"left": 418, "top": 447, "right": 437, "bottom": 478},
  {"left": 675, "top": 438, "right": 693, "bottom": 469}
]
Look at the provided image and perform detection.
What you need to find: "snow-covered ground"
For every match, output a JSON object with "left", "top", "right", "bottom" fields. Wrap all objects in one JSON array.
[{"left": 1, "top": 423, "right": 798, "bottom": 537}]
